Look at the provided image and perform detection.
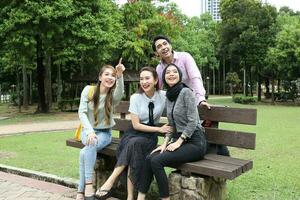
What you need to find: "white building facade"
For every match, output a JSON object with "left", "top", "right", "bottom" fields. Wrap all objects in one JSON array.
[{"left": 201, "top": 0, "right": 222, "bottom": 21}]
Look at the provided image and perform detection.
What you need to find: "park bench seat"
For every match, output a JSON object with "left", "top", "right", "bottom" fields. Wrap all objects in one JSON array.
[{"left": 66, "top": 101, "right": 256, "bottom": 180}]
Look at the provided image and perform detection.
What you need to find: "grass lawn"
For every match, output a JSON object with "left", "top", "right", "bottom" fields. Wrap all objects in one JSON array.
[
  {"left": 0, "top": 97, "right": 299, "bottom": 199},
  {"left": 0, "top": 103, "right": 77, "bottom": 125}
]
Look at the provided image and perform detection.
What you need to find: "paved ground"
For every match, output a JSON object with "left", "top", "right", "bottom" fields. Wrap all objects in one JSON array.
[
  {"left": 0, "top": 171, "right": 76, "bottom": 200},
  {"left": 0, "top": 120, "right": 79, "bottom": 199},
  {"left": 0, "top": 120, "right": 79, "bottom": 136}
]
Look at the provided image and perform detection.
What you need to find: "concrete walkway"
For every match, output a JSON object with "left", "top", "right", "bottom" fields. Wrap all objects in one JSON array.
[{"left": 0, "top": 120, "right": 79, "bottom": 136}]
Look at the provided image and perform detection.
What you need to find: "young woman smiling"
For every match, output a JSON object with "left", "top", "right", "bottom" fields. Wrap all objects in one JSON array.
[
  {"left": 137, "top": 64, "right": 207, "bottom": 200},
  {"left": 76, "top": 61, "right": 125, "bottom": 200},
  {"left": 95, "top": 67, "right": 172, "bottom": 200}
]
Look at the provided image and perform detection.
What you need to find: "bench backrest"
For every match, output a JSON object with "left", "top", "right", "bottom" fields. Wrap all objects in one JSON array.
[{"left": 114, "top": 101, "right": 256, "bottom": 150}]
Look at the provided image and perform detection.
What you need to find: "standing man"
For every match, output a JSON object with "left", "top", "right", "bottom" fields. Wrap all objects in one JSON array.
[{"left": 152, "top": 35, "right": 210, "bottom": 108}]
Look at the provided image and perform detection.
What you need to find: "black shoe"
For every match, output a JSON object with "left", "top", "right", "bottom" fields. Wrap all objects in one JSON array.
[{"left": 94, "top": 189, "right": 112, "bottom": 200}]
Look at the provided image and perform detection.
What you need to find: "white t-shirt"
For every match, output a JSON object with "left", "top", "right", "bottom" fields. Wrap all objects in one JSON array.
[{"left": 129, "top": 90, "right": 166, "bottom": 125}]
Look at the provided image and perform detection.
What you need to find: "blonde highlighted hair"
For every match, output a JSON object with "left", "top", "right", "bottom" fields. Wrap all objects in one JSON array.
[{"left": 91, "top": 65, "right": 116, "bottom": 126}]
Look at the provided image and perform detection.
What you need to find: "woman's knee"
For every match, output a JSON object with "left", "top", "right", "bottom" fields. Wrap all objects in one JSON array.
[{"left": 150, "top": 154, "right": 164, "bottom": 170}]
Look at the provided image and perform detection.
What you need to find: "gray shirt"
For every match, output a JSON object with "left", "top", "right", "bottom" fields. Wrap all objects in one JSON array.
[
  {"left": 78, "top": 76, "right": 124, "bottom": 134},
  {"left": 166, "top": 88, "right": 202, "bottom": 139},
  {"left": 129, "top": 90, "right": 166, "bottom": 125}
]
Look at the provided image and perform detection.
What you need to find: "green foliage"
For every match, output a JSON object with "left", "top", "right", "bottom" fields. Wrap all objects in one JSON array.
[
  {"left": 265, "top": 13, "right": 300, "bottom": 81},
  {"left": 179, "top": 13, "right": 218, "bottom": 72},
  {"left": 121, "top": 1, "right": 182, "bottom": 69},
  {"left": 220, "top": 0, "right": 278, "bottom": 95},
  {"left": 226, "top": 72, "right": 241, "bottom": 85},
  {"left": 232, "top": 94, "right": 257, "bottom": 104},
  {"left": 274, "top": 80, "right": 299, "bottom": 102}
]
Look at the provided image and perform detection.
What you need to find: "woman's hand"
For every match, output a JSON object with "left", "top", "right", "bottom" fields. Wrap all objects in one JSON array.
[
  {"left": 158, "top": 124, "right": 173, "bottom": 134},
  {"left": 166, "top": 138, "right": 183, "bottom": 152},
  {"left": 115, "top": 57, "right": 125, "bottom": 78},
  {"left": 151, "top": 143, "right": 167, "bottom": 154},
  {"left": 87, "top": 132, "right": 97, "bottom": 146}
]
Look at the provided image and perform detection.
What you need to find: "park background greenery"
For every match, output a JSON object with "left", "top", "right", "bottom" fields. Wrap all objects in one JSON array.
[
  {"left": 0, "top": 0, "right": 300, "bottom": 199},
  {"left": 0, "top": 0, "right": 299, "bottom": 111}
]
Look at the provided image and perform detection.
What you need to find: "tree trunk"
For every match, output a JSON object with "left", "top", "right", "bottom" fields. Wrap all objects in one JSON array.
[
  {"left": 229, "top": 83, "right": 233, "bottom": 96},
  {"left": 16, "top": 66, "right": 21, "bottom": 113},
  {"left": 213, "top": 67, "right": 215, "bottom": 95},
  {"left": 277, "top": 79, "right": 281, "bottom": 92},
  {"left": 57, "top": 64, "right": 63, "bottom": 104},
  {"left": 271, "top": 78, "right": 275, "bottom": 104},
  {"left": 223, "top": 55, "right": 226, "bottom": 95},
  {"left": 257, "top": 74, "right": 262, "bottom": 101},
  {"left": 243, "top": 68, "right": 246, "bottom": 96},
  {"left": 44, "top": 55, "right": 52, "bottom": 109},
  {"left": 22, "top": 65, "right": 29, "bottom": 109},
  {"left": 218, "top": 64, "right": 221, "bottom": 95},
  {"left": 36, "top": 34, "right": 48, "bottom": 113},
  {"left": 249, "top": 66, "right": 253, "bottom": 96},
  {"left": 265, "top": 78, "right": 270, "bottom": 99},
  {"left": 29, "top": 70, "right": 32, "bottom": 105}
]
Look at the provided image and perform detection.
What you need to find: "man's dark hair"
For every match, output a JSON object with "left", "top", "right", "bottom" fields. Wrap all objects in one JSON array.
[{"left": 152, "top": 35, "right": 172, "bottom": 52}]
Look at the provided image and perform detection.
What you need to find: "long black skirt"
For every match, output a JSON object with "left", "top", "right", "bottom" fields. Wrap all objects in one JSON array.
[{"left": 116, "top": 128, "right": 158, "bottom": 189}]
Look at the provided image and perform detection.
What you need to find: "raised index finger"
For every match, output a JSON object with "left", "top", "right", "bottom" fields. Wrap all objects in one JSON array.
[{"left": 118, "top": 57, "right": 123, "bottom": 65}]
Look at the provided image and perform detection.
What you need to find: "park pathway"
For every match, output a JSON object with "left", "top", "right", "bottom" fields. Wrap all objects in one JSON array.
[{"left": 0, "top": 120, "right": 79, "bottom": 136}]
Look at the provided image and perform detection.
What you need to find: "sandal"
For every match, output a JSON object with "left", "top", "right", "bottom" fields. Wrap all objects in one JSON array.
[
  {"left": 75, "top": 192, "right": 84, "bottom": 200},
  {"left": 84, "top": 182, "right": 95, "bottom": 200},
  {"left": 94, "top": 189, "right": 112, "bottom": 200}
]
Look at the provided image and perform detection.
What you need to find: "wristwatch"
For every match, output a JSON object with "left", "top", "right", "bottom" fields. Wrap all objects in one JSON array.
[{"left": 180, "top": 134, "right": 187, "bottom": 141}]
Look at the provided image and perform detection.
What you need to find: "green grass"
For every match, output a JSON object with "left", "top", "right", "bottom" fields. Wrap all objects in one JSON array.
[
  {"left": 0, "top": 98, "right": 299, "bottom": 199},
  {"left": 0, "top": 103, "right": 77, "bottom": 125},
  {"left": 209, "top": 97, "right": 300, "bottom": 200},
  {"left": 0, "top": 131, "right": 80, "bottom": 178}
]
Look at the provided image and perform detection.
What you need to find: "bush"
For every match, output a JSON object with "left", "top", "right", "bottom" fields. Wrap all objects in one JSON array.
[{"left": 233, "top": 94, "right": 257, "bottom": 104}]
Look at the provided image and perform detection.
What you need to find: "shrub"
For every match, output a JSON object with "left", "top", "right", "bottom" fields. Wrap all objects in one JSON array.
[{"left": 233, "top": 94, "right": 257, "bottom": 104}]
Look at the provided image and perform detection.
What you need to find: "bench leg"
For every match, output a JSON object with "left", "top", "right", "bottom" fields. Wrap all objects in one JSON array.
[{"left": 169, "top": 172, "right": 227, "bottom": 200}]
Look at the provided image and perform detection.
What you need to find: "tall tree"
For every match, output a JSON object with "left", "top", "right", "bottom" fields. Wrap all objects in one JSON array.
[{"left": 219, "top": 0, "right": 277, "bottom": 97}]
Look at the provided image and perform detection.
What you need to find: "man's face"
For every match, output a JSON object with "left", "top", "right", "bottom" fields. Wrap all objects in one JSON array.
[{"left": 154, "top": 39, "right": 173, "bottom": 59}]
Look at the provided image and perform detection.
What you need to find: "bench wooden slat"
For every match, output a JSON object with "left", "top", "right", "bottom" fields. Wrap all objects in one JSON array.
[
  {"left": 204, "top": 154, "right": 253, "bottom": 173},
  {"left": 66, "top": 138, "right": 121, "bottom": 156},
  {"left": 173, "top": 159, "right": 243, "bottom": 180},
  {"left": 114, "top": 101, "right": 257, "bottom": 125},
  {"left": 205, "top": 128, "right": 256, "bottom": 149},
  {"left": 113, "top": 119, "right": 256, "bottom": 149},
  {"left": 114, "top": 101, "right": 130, "bottom": 114},
  {"left": 198, "top": 106, "right": 257, "bottom": 125},
  {"left": 67, "top": 139, "right": 253, "bottom": 180}
]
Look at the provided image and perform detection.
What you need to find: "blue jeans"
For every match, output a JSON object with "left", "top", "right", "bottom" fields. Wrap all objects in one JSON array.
[{"left": 78, "top": 128, "right": 112, "bottom": 192}]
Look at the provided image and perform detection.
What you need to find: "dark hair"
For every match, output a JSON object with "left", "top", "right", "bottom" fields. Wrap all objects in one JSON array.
[
  {"left": 138, "top": 66, "right": 160, "bottom": 93},
  {"left": 152, "top": 35, "right": 172, "bottom": 52},
  {"left": 162, "top": 63, "right": 182, "bottom": 89}
]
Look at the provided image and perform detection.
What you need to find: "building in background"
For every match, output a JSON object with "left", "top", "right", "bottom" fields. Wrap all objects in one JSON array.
[{"left": 201, "top": 0, "right": 221, "bottom": 21}]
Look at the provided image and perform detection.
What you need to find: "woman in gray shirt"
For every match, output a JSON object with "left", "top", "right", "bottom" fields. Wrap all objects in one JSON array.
[
  {"left": 76, "top": 62, "right": 125, "bottom": 200},
  {"left": 137, "top": 64, "right": 207, "bottom": 200}
]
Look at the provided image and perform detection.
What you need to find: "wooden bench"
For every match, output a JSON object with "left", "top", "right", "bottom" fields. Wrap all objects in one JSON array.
[{"left": 66, "top": 101, "right": 257, "bottom": 200}]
